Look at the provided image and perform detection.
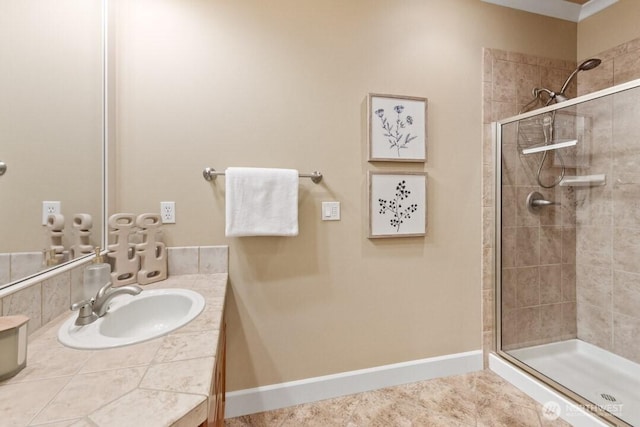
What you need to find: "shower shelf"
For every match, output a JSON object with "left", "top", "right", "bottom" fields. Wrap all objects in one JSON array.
[
  {"left": 558, "top": 174, "right": 606, "bottom": 187},
  {"left": 521, "top": 139, "right": 577, "bottom": 155}
]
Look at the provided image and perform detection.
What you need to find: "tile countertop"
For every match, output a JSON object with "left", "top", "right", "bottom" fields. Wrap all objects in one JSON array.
[{"left": 0, "top": 273, "right": 227, "bottom": 427}]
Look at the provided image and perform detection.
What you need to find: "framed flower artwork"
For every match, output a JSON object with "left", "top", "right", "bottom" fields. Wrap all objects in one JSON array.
[
  {"left": 368, "top": 171, "right": 427, "bottom": 238},
  {"left": 368, "top": 93, "right": 427, "bottom": 162}
]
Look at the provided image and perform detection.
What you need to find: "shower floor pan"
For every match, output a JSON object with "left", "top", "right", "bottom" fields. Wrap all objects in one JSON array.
[{"left": 509, "top": 339, "right": 640, "bottom": 426}]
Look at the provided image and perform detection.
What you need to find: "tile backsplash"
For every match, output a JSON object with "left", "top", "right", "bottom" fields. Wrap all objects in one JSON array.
[{"left": 0, "top": 246, "right": 228, "bottom": 337}]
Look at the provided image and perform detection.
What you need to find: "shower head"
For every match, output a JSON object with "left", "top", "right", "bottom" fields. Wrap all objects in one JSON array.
[
  {"left": 578, "top": 58, "right": 602, "bottom": 71},
  {"left": 558, "top": 58, "right": 602, "bottom": 99}
]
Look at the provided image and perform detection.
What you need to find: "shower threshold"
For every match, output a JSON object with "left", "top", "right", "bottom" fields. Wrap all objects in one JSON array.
[{"left": 509, "top": 339, "right": 640, "bottom": 426}]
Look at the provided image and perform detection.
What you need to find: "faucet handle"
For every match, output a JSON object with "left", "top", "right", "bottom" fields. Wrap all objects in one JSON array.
[
  {"left": 70, "top": 298, "right": 98, "bottom": 326},
  {"left": 71, "top": 298, "right": 93, "bottom": 311}
]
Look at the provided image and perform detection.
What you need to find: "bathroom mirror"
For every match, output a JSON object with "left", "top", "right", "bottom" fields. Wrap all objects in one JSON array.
[{"left": 0, "top": 0, "right": 105, "bottom": 290}]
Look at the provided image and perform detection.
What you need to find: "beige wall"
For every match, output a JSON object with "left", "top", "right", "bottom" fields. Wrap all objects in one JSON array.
[
  {"left": 577, "top": 0, "right": 640, "bottom": 60},
  {"left": 114, "top": 0, "right": 576, "bottom": 390},
  {"left": 0, "top": 0, "right": 103, "bottom": 256}
]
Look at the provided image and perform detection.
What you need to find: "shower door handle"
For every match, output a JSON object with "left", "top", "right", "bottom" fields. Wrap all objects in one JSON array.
[
  {"left": 531, "top": 199, "right": 558, "bottom": 207},
  {"left": 526, "top": 191, "right": 560, "bottom": 213}
]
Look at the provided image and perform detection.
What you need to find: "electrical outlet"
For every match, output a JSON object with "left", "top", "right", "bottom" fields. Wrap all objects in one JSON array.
[
  {"left": 42, "top": 201, "right": 61, "bottom": 225},
  {"left": 160, "top": 201, "right": 175, "bottom": 223}
]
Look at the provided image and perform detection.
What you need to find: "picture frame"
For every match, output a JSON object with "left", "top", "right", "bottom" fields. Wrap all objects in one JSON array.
[
  {"left": 368, "top": 171, "right": 427, "bottom": 238},
  {"left": 368, "top": 93, "right": 428, "bottom": 162}
]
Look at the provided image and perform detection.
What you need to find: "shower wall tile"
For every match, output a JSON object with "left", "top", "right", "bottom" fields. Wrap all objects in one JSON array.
[
  {"left": 561, "top": 264, "right": 576, "bottom": 302},
  {"left": 613, "top": 313, "right": 640, "bottom": 363},
  {"left": 501, "top": 186, "right": 517, "bottom": 227},
  {"left": 614, "top": 50, "right": 640, "bottom": 85},
  {"left": 482, "top": 289, "right": 494, "bottom": 333},
  {"left": 482, "top": 247, "right": 494, "bottom": 290},
  {"left": 482, "top": 207, "right": 494, "bottom": 250},
  {"left": 517, "top": 306, "right": 542, "bottom": 344},
  {"left": 492, "top": 102, "right": 517, "bottom": 124},
  {"left": 501, "top": 227, "right": 517, "bottom": 269},
  {"left": 613, "top": 227, "right": 640, "bottom": 274},
  {"left": 482, "top": 124, "right": 494, "bottom": 168},
  {"left": 516, "top": 267, "right": 539, "bottom": 308},
  {"left": 561, "top": 227, "right": 576, "bottom": 265},
  {"left": 501, "top": 268, "right": 517, "bottom": 311},
  {"left": 576, "top": 226, "right": 612, "bottom": 258},
  {"left": 501, "top": 144, "right": 517, "bottom": 186},
  {"left": 539, "top": 264, "right": 562, "bottom": 304},
  {"left": 576, "top": 186, "right": 612, "bottom": 227},
  {"left": 561, "top": 302, "right": 577, "bottom": 336},
  {"left": 540, "top": 303, "right": 563, "bottom": 339},
  {"left": 613, "top": 270, "right": 640, "bottom": 319},
  {"left": 483, "top": 165, "right": 494, "bottom": 209},
  {"left": 540, "top": 226, "right": 562, "bottom": 265},
  {"left": 515, "top": 227, "right": 540, "bottom": 267},
  {"left": 501, "top": 309, "right": 518, "bottom": 348},
  {"left": 576, "top": 265, "right": 612, "bottom": 308},
  {"left": 577, "top": 302, "right": 612, "bottom": 351}
]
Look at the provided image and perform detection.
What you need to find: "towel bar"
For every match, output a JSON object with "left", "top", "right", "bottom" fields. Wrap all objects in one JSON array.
[{"left": 202, "top": 167, "right": 323, "bottom": 184}]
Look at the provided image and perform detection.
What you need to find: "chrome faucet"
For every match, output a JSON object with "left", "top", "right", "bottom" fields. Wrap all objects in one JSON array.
[
  {"left": 93, "top": 282, "right": 143, "bottom": 317},
  {"left": 70, "top": 282, "right": 142, "bottom": 326}
]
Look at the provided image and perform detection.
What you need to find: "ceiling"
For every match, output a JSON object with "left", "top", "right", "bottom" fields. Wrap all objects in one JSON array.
[{"left": 481, "top": 0, "right": 618, "bottom": 22}]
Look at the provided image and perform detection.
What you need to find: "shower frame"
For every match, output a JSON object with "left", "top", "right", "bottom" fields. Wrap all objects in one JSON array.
[{"left": 493, "top": 77, "right": 640, "bottom": 427}]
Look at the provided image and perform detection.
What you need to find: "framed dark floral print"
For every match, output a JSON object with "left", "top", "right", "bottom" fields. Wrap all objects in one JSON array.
[
  {"left": 368, "top": 171, "right": 427, "bottom": 238},
  {"left": 368, "top": 93, "right": 427, "bottom": 162}
]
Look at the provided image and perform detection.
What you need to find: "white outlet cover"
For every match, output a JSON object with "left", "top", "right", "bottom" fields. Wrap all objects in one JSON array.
[
  {"left": 42, "top": 201, "right": 61, "bottom": 225},
  {"left": 160, "top": 201, "right": 175, "bottom": 224}
]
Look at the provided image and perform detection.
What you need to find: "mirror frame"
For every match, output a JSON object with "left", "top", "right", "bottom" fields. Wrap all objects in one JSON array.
[{"left": 0, "top": 0, "right": 110, "bottom": 292}]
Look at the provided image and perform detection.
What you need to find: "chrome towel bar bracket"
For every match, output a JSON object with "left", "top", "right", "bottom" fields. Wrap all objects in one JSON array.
[{"left": 202, "top": 167, "right": 323, "bottom": 184}]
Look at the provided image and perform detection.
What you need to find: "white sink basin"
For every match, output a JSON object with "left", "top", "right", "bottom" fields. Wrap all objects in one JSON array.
[{"left": 58, "top": 288, "right": 205, "bottom": 350}]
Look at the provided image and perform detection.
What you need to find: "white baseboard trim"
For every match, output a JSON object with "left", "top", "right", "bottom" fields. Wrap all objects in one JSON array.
[
  {"left": 225, "top": 349, "right": 483, "bottom": 419},
  {"left": 489, "top": 354, "right": 609, "bottom": 427}
]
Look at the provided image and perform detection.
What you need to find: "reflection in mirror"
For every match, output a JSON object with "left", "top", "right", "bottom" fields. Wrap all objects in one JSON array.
[{"left": 0, "top": 0, "right": 105, "bottom": 290}]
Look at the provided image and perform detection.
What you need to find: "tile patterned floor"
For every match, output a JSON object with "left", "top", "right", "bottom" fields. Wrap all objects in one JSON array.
[{"left": 225, "top": 370, "right": 574, "bottom": 426}]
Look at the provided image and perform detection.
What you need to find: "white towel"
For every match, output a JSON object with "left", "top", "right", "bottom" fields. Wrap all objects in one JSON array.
[{"left": 225, "top": 167, "right": 299, "bottom": 237}]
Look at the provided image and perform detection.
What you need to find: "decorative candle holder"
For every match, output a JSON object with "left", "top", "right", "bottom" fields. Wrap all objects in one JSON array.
[
  {"left": 46, "top": 213, "right": 65, "bottom": 264},
  {"left": 136, "top": 213, "right": 167, "bottom": 285},
  {"left": 107, "top": 213, "right": 140, "bottom": 287},
  {"left": 70, "top": 213, "right": 94, "bottom": 259}
]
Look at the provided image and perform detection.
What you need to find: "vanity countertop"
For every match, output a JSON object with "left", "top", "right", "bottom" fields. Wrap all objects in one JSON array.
[{"left": 0, "top": 273, "right": 227, "bottom": 427}]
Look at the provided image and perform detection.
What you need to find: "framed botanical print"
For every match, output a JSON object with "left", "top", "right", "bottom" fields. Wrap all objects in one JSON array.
[
  {"left": 368, "top": 171, "right": 427, "bottom": 238},
  {"left": 368, "top": 93, "right": 427, "bottom": 162}
]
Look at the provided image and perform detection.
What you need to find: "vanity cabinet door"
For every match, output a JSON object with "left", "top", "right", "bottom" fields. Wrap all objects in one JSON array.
[{"left": 208, "top": 313, "right": 226, "bottom": 426}]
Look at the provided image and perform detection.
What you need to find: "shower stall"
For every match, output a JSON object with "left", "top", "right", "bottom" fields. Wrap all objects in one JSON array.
[{"left": 495, "top": 78, "right": 640, "bottom": 427}]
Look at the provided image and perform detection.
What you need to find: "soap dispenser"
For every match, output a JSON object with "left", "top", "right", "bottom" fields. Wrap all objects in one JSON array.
[{"left": 83, "top": 247, "right": 111, "bottom": 300}]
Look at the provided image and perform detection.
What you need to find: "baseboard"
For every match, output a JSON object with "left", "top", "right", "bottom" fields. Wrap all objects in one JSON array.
[
  {"left": 225, "top": 349, "right": 483, "bottom": 418},
  {"left": 489, "top": 354, "right": 610, "bottom": 427}
]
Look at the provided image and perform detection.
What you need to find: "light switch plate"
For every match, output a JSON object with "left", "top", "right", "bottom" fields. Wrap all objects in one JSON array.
[{"left": 321, "top": 201, "right": 340, "bottom": 221}]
